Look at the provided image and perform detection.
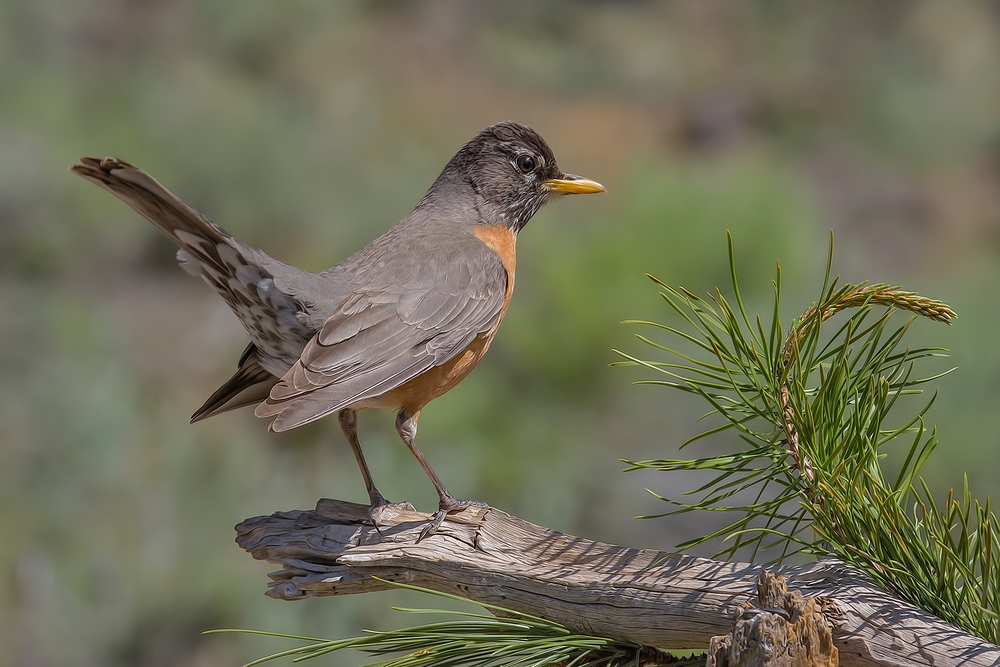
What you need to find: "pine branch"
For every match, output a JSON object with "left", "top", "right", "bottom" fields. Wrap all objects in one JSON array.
[{"left": 617, "top": 231, "right": 1000, "bottom": 643}]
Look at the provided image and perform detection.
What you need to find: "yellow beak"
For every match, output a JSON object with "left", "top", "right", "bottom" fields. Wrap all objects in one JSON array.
[{"left": 541, "top": 173, "right": 606, "bottom": 195}]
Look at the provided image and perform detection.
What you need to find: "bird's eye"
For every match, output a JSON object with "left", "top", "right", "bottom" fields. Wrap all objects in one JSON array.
[{"left": 515, "top": 154, "right": 536, "bottom": 173}]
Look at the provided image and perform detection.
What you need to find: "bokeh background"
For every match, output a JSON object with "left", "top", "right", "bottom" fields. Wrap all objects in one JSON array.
[{"left": 3, "top": 1, "right": 1000, "bottom": 665}]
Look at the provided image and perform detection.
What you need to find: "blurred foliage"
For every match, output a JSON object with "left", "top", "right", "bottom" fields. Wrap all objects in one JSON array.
[{"left": 2, "top": 1, "right": 1000, "bottom": 665}]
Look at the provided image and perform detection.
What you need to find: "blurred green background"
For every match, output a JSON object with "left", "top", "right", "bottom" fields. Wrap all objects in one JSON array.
[{"left": 3, "top": 1, "right": 1000, "bottom": 665}]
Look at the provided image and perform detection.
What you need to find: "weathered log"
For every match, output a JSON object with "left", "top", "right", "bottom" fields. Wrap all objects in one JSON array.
[{"left": 236, "top": 499, "right": 1000, "bottom": 667}]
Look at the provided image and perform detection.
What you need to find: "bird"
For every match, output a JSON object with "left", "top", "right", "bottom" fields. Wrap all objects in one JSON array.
[{"left": 71, "top": 121, "right": 605, "bottom": 538}]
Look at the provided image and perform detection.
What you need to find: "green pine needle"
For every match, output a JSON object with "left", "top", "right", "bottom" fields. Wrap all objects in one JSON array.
[
  {"left": 617, "top": 231, "right": 1000, "bottom": 643},
  {"left": 207, "top": 580, "right": 691, "bottom": 667}
]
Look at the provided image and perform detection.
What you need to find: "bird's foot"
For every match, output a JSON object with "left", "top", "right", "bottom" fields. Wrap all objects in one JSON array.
[
  {"left": 417, "top": 497, "right": 488, "bottom": 542},
  {"left": 366, "top": 494, "right": 416, "bottom": 531}
]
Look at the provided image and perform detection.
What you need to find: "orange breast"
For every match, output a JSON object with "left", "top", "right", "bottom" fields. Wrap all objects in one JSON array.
[
  {"left": 377, "top": 223, "right": 517, "bottom": 413},
  {"left": 474, "top": 223, "right": 517, "bottom": 315}
]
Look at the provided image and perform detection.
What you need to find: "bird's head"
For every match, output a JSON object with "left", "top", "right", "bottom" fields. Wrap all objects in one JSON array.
[{"left": 431, "top": 121, "right": 605, "bottom": 231}]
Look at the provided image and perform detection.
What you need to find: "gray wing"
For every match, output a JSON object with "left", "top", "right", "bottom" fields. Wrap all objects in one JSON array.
[{"left": 256, "top": 236, "right": 508, "bottom": 431}]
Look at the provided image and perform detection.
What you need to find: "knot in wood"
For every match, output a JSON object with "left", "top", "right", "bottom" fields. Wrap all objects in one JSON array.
[{"left": 708, "top": 571, "right": 838, "bottom": 667}]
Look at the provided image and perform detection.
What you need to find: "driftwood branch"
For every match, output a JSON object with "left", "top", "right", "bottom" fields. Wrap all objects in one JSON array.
[{"left": 236, "top": 499, "right": 1000, "bottom": 667}]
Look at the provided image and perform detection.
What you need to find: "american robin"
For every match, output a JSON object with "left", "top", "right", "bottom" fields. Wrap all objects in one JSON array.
[{"left": 71, "top": 121, "right": 605, "bottom": 537}]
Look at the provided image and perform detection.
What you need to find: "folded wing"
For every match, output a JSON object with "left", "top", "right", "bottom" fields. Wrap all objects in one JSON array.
[{"left": 256, "top": 237, "right": 508, "bottom": 431}]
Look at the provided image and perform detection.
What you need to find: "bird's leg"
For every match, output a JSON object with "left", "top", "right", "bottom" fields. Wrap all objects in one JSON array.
[
  {"left": 338, "top": 408, "right": 413, "bottom": 525},
  {"left": 395, "top": 410, "right": 486, "bottom": 540}
]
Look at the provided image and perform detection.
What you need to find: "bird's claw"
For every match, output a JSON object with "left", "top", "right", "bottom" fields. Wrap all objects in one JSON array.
[
  {"left": 366, "top": 497, "right": 416, "bottom": 532},
  {"left": 416, "top": 498, "right": 488, "bottom": 542}
]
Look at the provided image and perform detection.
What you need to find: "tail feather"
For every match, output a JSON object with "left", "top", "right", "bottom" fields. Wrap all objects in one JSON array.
[
  {"left": 70, "top": 157, "right": 235, "bottom": 276},
  {"left": 191, "top": 347, "right": 279, "bottom": 423},
  {"left": 72, "top": 156, "right": 315, "bottom": 373}
]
